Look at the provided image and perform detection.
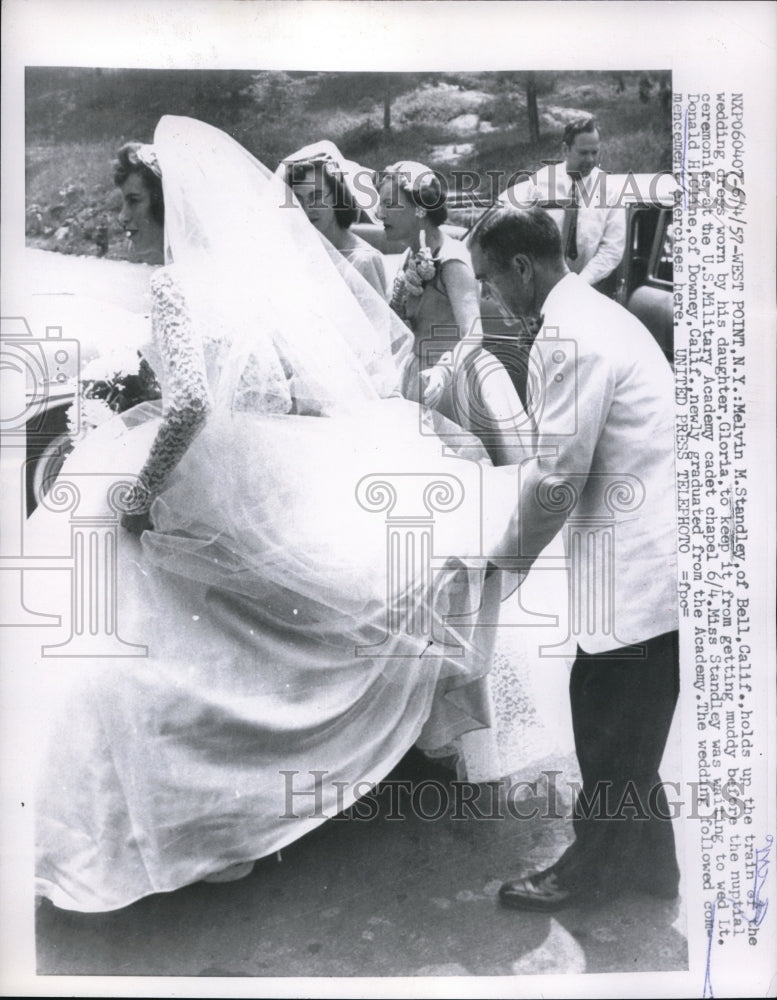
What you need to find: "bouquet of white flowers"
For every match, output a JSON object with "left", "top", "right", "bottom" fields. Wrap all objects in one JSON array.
[{"left": 67, "top": 345, "right": 162, "bottom": 441}]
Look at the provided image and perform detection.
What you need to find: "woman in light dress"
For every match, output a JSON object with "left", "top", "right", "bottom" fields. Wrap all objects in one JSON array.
[
  {"left": 280, "top": 141, "right": 388, "bottom": 298},
  {"left": 377, "top": 161, "right": 525, "bottom": 469}
]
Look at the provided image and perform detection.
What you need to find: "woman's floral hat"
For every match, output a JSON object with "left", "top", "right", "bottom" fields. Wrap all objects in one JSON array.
[{"left": 135, "top": 144, "right": 162, "bottom": 178}]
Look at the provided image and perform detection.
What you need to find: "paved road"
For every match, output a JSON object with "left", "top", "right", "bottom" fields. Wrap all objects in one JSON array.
[{"left": 37, "top": 743, "right": 687, "bottom": 980}]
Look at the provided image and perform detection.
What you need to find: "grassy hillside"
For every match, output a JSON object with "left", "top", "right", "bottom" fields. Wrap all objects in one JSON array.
[{"left": 25, "top": 68, "right": 672, "bottom": 259}]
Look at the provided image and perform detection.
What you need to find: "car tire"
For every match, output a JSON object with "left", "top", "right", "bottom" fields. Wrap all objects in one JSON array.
[{"left": 30, "top": 432, "right": 73, "bottom": 510}]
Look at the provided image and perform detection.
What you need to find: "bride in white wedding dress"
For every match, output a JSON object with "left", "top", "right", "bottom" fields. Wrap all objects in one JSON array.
[{"left": 29, "top": 117, "right": 572, "bottom": 913}]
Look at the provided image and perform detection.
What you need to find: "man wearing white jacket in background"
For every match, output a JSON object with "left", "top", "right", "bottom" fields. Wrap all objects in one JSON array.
[{"left": 501, "top": 115, "right": 627, "bottom": 291}]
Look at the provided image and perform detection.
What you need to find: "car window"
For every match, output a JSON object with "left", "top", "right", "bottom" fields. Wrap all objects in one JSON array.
[{"left": 653, "top": 216, "right": 674, "bottom": 285}]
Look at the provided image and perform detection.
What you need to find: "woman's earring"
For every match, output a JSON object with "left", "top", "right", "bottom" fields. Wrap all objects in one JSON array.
[{"left": 414, "top": 206, "right": 426, "bottom": 219}]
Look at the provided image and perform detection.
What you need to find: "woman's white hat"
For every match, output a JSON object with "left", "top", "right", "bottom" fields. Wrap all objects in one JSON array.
[{"left": 278, "top": 140, "right": 380, "bottom": 224}]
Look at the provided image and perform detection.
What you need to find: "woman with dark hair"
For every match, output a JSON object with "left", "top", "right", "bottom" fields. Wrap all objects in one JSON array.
[
  {"left": 29, "top": 117, "right": 536, "bottom": 911},
  {"left": 378, "top": 161, "right": 523, "bottom": 466},
  {"left": 114, "top": 142, "right": 165, "bottom": 264},
  {"left": 281, "top": 141, "right": 388, "bottom": 297}
]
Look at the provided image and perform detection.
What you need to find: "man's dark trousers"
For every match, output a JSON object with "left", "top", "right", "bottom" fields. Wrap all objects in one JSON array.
[{"left": 549, "top": 629, "right": 681, "bottom": 897}]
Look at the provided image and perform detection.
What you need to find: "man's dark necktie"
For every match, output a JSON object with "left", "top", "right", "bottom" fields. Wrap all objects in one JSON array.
[
  {"left": 483, "top": 314, "right": 541, "bottom": 413},
  {"left": 566, "top": 175, "right": 579, "bottom": 261},
  {"left": 513, "top": 314, "right": 544, "bottom": 413}
]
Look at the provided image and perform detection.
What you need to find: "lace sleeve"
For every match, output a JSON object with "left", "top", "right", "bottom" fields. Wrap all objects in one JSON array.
[{"left": 122, "top": 269, "right": 213, "bottom": 514}]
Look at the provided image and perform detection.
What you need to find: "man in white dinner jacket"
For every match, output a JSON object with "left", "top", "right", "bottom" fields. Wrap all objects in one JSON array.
[
  {"left": 501, "top": 115, "right": 626, "bottom": 292},
  {"left": 470, "top": 204, "right": 679, "bottom": 910}
]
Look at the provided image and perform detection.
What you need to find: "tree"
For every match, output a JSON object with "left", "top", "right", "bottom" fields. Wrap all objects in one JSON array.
[
  {"left": 383, "top": 73, "right": 392, "bottom": 132},
  {"left": 525, "top": 71, "right": 540, "bottom": 145},
  {"left": 496, "top": 70, "right": 543, "bottom": 145}
]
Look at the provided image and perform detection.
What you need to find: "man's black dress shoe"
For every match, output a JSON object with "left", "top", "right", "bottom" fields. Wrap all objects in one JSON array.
[{"left": 499, "top": 871, "right": 580, "bottom": 912}]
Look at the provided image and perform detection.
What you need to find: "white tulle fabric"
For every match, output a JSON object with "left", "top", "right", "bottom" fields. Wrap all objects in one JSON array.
[
  {"left": 142, "top": 117, "right": 494, "bottom": 663},
  {"left": 155, "top": 117, "right": 410, "bottom": 414}
]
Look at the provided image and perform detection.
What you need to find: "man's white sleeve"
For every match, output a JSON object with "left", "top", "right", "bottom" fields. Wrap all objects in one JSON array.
[
  {"left": 509, "top": 339, "right": 616, "bottom": 563},
  {"left": 579, "top": 206, "right": 627, "bottom": 285}
]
